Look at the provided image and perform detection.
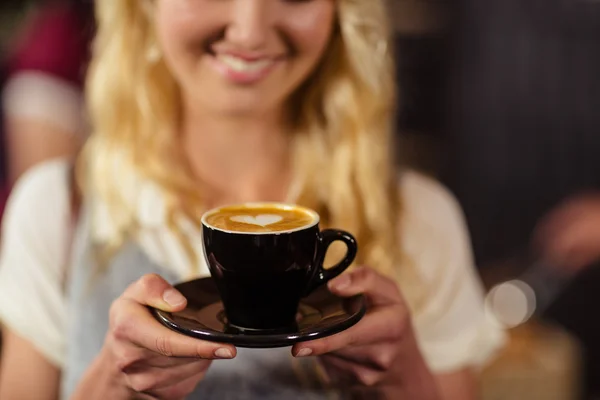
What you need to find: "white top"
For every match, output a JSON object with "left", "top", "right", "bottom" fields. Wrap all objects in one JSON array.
[{"left": 0, "top": 159, "right": 505, "bottom": 372}]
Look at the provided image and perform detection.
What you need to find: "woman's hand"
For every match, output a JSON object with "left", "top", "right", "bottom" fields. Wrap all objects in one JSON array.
[
  {"left": 102, "top": 274, "right": 237, "bottom": 399},
  {"left": 292, "top": 267, "right": 438, "bottom": 398}
]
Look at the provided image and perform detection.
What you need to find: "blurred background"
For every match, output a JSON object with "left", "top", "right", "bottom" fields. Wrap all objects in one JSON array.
[{"left": 2, "top": 0, "right": 600, "bottom": 398}]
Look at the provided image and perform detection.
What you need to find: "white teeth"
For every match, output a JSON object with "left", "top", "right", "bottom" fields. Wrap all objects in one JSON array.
[{"left": 217, "top": 54, "right": 274, "bottom": 73}]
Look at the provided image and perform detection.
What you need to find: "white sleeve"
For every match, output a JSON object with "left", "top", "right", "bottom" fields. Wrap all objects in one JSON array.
[
  {"left": 401, "top": 172, "right": 506, "bottom": 373},
  {"left": 2, "top": 71, "right": 86, "bottom": 136},
  {"left": 0, "top": 159, "right": 72, "bottom": 367}
]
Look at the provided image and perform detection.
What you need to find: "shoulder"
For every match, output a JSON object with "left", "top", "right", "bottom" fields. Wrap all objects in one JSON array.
[
  {"left": 7, "top": 159, "right": 71, "bottom": 207},
  {"left": 3, "top": 159, "right": 73, "bottom": 236},
  {"left": 2, "top": 158, "right": 73, "bottom": 258},
  {"left": 400, "top": 170, "right": 465, "bottom": 230},
  {"left": 398, "top": 171, "right": 471, "bottom": 280}
]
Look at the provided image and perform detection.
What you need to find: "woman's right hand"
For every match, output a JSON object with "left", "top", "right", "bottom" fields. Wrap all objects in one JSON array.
[{"left": 104, "top": 274, "right": 236, "bottom": 399}]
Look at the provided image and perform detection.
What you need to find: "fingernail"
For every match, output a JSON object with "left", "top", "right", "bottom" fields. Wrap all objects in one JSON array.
[
  {"left": 215, "top": 348, "right": 234, "bottom": 359},
  {"left": 331, "top": 275, "right": 351, "bottom": 291},
  {"left": 296, "top": 348, "right": 313, "bottom": 357},
  {"left": 163, "top": 288, "right": 186, "bottom": 307}
]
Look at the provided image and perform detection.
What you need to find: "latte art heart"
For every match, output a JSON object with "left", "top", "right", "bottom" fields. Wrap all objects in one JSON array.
[
  {"left": 230, "top": 214, "right": 283, "bottom": 227},
  {"left": 205, "top": 205, "right": 316, "bottom": 233}
]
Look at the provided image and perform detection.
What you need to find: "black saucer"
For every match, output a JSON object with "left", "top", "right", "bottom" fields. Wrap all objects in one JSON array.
[{"left": 151, "top": 277, "right": 366, "bottom": 348}]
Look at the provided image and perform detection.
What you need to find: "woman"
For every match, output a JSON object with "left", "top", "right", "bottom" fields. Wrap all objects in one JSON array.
[{"left": 0, "top": 1, "right": 504, "bottom": 399}]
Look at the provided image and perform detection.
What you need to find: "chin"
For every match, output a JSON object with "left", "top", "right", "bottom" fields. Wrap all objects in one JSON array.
[
  {"left": 219, "top": 106, "right": 265, "bottom": 117},
  {"left": 207, "top": 93, "right": 280, "bottom": 117}
]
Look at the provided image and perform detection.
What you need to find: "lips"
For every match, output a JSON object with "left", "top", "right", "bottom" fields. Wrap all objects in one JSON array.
[
  {"left": 208, "top": 51, "right": 283, "bottom": 84},
  {"left": 216, "top": 54, "right": 276, "bottom": 74}
]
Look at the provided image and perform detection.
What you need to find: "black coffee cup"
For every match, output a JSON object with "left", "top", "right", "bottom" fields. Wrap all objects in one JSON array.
[{"left": 201, "top": 202, "right": 357, "bottom": 331}]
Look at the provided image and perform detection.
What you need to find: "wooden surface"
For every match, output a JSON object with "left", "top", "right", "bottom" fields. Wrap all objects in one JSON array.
[{"left": 481, "top": 321, "right": 582, "bottom": 400}]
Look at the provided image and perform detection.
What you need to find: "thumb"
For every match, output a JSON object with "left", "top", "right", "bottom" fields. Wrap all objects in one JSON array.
[
  {"left": 122, "top": 273, "right": 187, "bottom": 312},
  {"left": 327, "top": 267, "right": 402, "bottom": 307}
]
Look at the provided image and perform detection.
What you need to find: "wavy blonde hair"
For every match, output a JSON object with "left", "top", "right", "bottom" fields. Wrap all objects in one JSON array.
[{"left": 81, "top": 0, "right": 420, "bottom": 303}]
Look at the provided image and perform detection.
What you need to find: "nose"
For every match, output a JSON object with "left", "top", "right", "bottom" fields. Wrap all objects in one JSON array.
[{"left": 226, "top": 0, "right": 272, "bottom": 51}]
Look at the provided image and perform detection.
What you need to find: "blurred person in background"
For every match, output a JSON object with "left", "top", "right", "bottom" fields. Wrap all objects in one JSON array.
[
  {"left": 2, "top": 0, "right": 93, "bottom": 185},
  {"left": 442, "top": 0, "right": 600, "bottom": 396},
  {"left": 535, "top": 194, "right": 600, "bottom": 274},
  {"left": 0, "top": 0, "right": 504, "bottom": 399}
]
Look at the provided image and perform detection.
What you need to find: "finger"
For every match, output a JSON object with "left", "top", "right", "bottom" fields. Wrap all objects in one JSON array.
[
  {"left": 126, "top": 390, "right": 156, "bottom": 400},
  {"left": 143, "top": 369, "right": 208, "bottom": 400},
  {"left": 317, "top": 354, "right": 355, "bottom": 387},
  {"left": 293, "top": 306, "right": 406, "bottom": 356},
  {"left": 319, "top": 353, "right": 386, "bottom": 387},
  {"left": 112, "top": 342, "right": 211, "bottom": 369},
  {"left": 323, "top": 343, "right": 398, "bottom": 372},
  {"left": 327, "top": 266, "right": 403, "bottom": 307},
  {"left": 123, "top": 274, "right": 187, "bottom": 312},
  {"left": 146, "top": 356, "right": 212, "bottom": 369},
  {"left": 110, "top": 298, "right": 236, "bottom": 360},
  {"left": 125, "top": 359, "right": 211, "bottom": 393}
]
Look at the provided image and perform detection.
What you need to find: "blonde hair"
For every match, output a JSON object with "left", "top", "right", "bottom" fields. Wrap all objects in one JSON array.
[{"left": 81, "top": 0, "right": 420, "bottom": 303}]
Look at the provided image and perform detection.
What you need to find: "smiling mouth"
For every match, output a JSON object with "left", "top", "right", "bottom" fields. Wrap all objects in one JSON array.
[
  {"left": 216, "top": 54, "right": 277, "bottom": 73},
  {"left": 206, "top": 46, "right": 284, "bottom": 84}
]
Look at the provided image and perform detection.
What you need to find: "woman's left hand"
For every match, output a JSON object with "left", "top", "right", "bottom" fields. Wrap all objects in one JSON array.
[{"left": 292, "top": 267, "right": 428, "bottom": 391}]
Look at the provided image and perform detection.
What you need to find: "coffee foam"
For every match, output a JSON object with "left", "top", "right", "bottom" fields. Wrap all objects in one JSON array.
[{"left": 203, "top": 204, "right": 318, "bottom": 233}]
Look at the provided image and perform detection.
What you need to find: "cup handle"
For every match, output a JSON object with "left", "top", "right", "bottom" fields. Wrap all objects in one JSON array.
[{"left": 305, "top": 229, "right": 358, "bottom": 295}]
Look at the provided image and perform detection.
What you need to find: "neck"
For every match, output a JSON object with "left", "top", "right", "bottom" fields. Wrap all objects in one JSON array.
[{"left": 181, "top": 106, "right": 293, "bottom": 206}]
